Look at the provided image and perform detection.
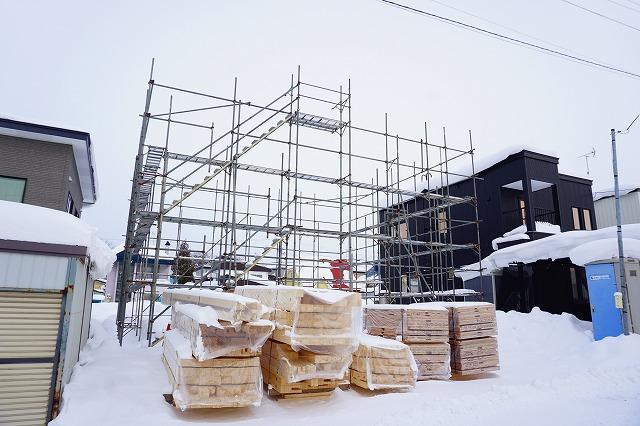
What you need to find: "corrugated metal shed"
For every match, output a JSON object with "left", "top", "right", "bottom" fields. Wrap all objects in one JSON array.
[
  {"left": 0, "top": 239, "right": 92, "bottom": 425},
  {"left": 594, "top": 191, "right": 640, "bottom": 228}
]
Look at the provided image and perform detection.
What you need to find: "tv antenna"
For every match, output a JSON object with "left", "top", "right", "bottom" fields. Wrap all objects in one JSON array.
[{"left": 577, "top": 147, "right": 596, "bottom": 175}]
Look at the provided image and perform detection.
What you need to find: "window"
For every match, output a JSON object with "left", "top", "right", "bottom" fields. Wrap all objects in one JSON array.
[
  {"left": 572, "top": 207, "right": 581, "bottom": 230},
  {"left": 583, "top": 209, "right": 592, "bottom": 230},
  {"left": 437, "top": 210, "right": 448, "bottom": 234},
  {"left": 67, "top": 193, "right": 74, "bottom": 214},
  {"left": 398, "top": 222, "right": 409, "bottom": 239},
  {"left": 519, "top": 199, "right": 526, "bottom": 225},
  {"left": 0, "top": 176, "right": 26, "bottom": 202}
]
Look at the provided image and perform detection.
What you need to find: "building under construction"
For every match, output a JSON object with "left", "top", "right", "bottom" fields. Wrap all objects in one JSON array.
[{"left": 116, "top": 64, "right": 482, "bottom": 345}]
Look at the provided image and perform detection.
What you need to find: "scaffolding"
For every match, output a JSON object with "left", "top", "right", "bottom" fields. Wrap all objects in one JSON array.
[{"left": 115, "top": 63, "right": 483, "bottom": 345}]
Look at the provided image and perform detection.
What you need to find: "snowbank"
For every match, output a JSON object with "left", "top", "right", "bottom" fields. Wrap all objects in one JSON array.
[
  {"left": 0, "top": 200, "right": 114, "bottom": 278},
  {"left": 457, "top": 224, "right": 640, "bottom": 281}
]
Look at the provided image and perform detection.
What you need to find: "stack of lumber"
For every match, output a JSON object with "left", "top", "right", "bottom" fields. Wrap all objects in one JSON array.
[
  {"left": 439, "top": 302, "right": 499, "bottom": 376},
  {"left": 235, "top": 285, "right": 361, "bottom": 354},
  {"left": 402, "top": 304, "right": 451, "bottom": 380},
  {"left": 260, "top": 339, "right": 351, "bottom": 398},
  {"left": 160, "top": 289, "right": 273, "bottom": 409},
  {"left": 363, "top": 304, "right": 404, "bottom": 338},
  {"left": 171, "top": 302, "right": 273, "bottom": 361},
  {"left": 236, "top": 285, "right": 361, "bottom": 398},
  {"left": 349, "top": 334, "right": 417, "bottom": 391},
  {"left": 162, "top": 288, "right": 265, "bottom": 325},
  {"left": 163, "top": 329, "right": 263, "bottom": 410}
]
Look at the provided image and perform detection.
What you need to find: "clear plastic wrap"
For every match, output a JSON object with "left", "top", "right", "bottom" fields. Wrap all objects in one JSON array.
[
  {"left": 363, "top": 304, "right": 404, "bottom": 338},
  {"left": 162, "top": 288, "right": 267, "bottom": 325},
  {"left": 349, "top": 334, "right": 417, "bottom": 391},
  {"left": 162, "top": 330, "right": 262, "bottom": 410},
  {"left": 260, "top": 339, "right": 351, "bottom": 383},
  {"left": 235, "top": 285, "right": 362, "bottom": 355},
  {"left": 171, "top": 303, "right": 274, "bottom": 361}
]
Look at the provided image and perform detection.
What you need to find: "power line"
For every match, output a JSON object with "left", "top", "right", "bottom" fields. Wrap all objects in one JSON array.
[
  {"left": 425, "top": 0, "right": 610, "bottom": 66},
  {"left": 559, "top": 0, "right": 640, "bottom": 32},
  {"left": 602, "top": 0, "right": 640, "bottom": 14},
  {"left": 378, "top": 0, "right": 640, "bottom": 80}
]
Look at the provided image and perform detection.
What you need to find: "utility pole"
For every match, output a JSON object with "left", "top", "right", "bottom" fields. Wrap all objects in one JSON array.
[
  {"left": 611, "top": 112, "right": 639, "bottom": 336},
  {"left": 610, "top": 128, "right": 630, "bottom": 335}
]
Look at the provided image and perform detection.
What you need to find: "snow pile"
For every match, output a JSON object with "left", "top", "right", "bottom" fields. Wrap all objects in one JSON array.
[
  {"left": 174, "top": 303, "right": 221, "bottom": 328},
  {"left": 50, "top": 303, "right": 640, "bottom": 426},
  {"left": 569, "top": 238, "right": 640, "bottom": 266},
  {"left": 491, "top": 225, "right": 530, "bottom": 251},
  {"left": 457, "top": 224, "right": 640, "bottom": 281},
  {"left": 0, "top": 200, "right": 114, "bottom": 278}
]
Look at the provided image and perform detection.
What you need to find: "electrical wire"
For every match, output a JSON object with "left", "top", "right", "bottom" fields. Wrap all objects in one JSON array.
[
  {"left": 559, "top": 0, "right": 640, "bottom": 32},
  {"left": 425, "top": 0, "right": 610, "bottom": 66},
  {"left": 378, "top": 0, "right": 640, "bottom": 80},
  {"left": 601, "top": 0, "right": 640, "bottom": 14}
]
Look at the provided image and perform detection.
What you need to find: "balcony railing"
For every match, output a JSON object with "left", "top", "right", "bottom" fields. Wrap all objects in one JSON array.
[{"left": 502, "top": 206, "right": 558, "bottom": 233}]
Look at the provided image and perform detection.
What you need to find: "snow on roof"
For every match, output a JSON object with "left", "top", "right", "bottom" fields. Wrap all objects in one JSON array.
[
  {"left": 457, "top": 223, "right": 640, "bottom": 281},
  {"left": 0, "top": 200, "right": 114, "bottom": 278},
  {"left": 569, "top": 238, "right": 640, "bottom": 266},
  {"left": 386, "top": 146, "right": 564, "bottom": 207},
  {"left": 593, "top": 186, "right": 640, "bottom": 202}
]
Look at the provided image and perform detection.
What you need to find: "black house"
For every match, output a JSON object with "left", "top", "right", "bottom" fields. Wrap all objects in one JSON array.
[{"left": 380, "top": 148, "right": 596, "bottom": 305}]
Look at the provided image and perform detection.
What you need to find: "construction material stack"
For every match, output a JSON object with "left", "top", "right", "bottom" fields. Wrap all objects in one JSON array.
[
  {"left": 441, "top": 302, "right": 499, "bottom": 376},
  {"left": 402, "top": 304, "right": 451, "bottom": 380},
  {"left": 349, "top": 334, "right": 417, "bottom": 391},
  {"left": 363, "top": 304, "right": 403, "bottom": 339},
  {"left": 363, "top": 304, "right": 451, "bottom": 380},
  {"left": 160, "top": 289, "right": 273, "bottom": 410},
  {"left": 236, "top": 285, "right": 361, "bottom": 398}
]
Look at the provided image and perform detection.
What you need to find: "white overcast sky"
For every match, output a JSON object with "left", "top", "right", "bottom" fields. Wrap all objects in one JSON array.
[{"left": 1, "top": 0, "right": 639, "bottom": 244}]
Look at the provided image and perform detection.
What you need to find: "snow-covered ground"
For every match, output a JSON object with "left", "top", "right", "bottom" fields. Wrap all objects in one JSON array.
[{"left": 51, "top": 303, "right": 640, "bottom": 426}]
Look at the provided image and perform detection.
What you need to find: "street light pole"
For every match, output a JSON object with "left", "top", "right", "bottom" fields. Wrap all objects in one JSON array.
[{"left": 611, "top": 128, "right": 630, "bottom": 335}]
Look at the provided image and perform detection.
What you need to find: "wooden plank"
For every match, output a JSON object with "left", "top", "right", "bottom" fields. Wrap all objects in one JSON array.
[
  {"left": 452, "top": 355, "right": 499, "bottom": 370},
  {"left": 450, "top": 328, "right": 497, "bottom": 340},
  {"left": 350, "top": 360, "right": 414, "bottom": 376},
  {"left": 348, "top": 369, "right": 414, "bottom": 386},
  {"left": 407, "top": 343, "right": 450, "bottom": 355},
  {"left": 162, "top": 289, "right": 265, "bottom": 324}
]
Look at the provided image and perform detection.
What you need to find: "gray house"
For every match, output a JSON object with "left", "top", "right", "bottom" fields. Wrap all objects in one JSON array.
[{"left": 0, "top": 117, "right": 97, "bottom": 217}]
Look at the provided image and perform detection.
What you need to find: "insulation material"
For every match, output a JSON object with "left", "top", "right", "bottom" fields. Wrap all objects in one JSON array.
[
  {"left": 171, "top": 303, "right": 274, "bottom": 361},
  {"left": 235, "top": 285, "right": 362, "bottom": 354},
  {"left": 162, "top": 330, "right": 262, "bottom": 410},
  {"left": 349, "top": 334, "right": 417, "bottom": 391},
  {"left": 261, "top": 339, "right": 351, "bottom": 383},
  {"left": 162, "top": 288, "right": 266, "bottom": 325}
]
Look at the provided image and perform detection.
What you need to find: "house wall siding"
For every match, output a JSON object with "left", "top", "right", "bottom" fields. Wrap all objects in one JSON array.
[{"left": 0, "top": 135, "right": 83, "bottom": 214}]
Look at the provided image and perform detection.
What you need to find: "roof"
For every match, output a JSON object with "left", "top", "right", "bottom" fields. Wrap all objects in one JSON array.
[
  {"left": 0, "top": 117, "right": 98, "bottom": 204},
  {"left": 593, "top": 186, "right": 640, "bottom": 202}
]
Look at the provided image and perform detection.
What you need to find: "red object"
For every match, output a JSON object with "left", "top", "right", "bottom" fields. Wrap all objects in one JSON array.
[
  {"left": 324, "top": 259, "right": 350, "bottom": 290},
  {"left": 166, "top": 323, "right": 171, "bottom": 331}
]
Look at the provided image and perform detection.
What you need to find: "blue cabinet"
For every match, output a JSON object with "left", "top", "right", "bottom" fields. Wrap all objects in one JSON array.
[{"left": 585, "top": 263, "right": 623, "bottom": 340}]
